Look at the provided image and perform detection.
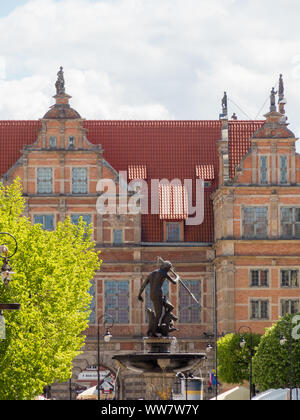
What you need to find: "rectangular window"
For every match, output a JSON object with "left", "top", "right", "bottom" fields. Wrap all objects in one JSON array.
[
  {"left": 33, "top": 214, "right": 55, "bottom": 231},
  {"left": 166, "top": 222, "right": 182, "bottom": 242},
  {"left": 250, "top": 270, "right": 269, "bottom": 287},
  {"left": 105, "top": 280, "right": 130, "bottom": 324},
  {"left": 37, "top": 168, "right": 53, "bottom": 194},
  {"left": 49, "top": 136, "right": 57, "bottom": 148},
  {"left": 71, "top": 214, "right": 92, "bottom": 227},
  {"left": 280, "top": 270, "right": 298, "bottom": 288},
  {"left": 113, "top": 229, "right": 123, "bottom": 245},
  {"left": 260, "top": 156, "right": 268, "bottom": 184},
  {"left": 279, "top": 156, "right": 288, "bottom": 184},
  {"left": 281, "top": 299, "right": 300, "bottom": 316},
  {"left": 68, "top": 136, "right": 75, "bottom": 148},
  {"left": 179, "top": 280, "right": 201, "bottom": 324},
  {"left": 250, "top": 300, "right": 269, "bottom": 320},
  {"left": 280, "top": 207, "right": 300, "bottom": 238},
  {"left": 243, "top": 207, "right": 268, "bottom": 239},
  {"left": 72, "top": 168, "right": 88, "bottom": 194}
]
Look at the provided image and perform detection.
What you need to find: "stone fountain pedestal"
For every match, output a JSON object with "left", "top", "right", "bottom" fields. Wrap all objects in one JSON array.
[{"left": 113, "top": 337, "right": 206, "bottom": 400}]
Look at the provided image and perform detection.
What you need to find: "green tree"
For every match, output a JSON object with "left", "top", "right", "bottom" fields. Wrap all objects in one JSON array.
[
  {"left": 252, "top": 314, "right": 300, "bottom": 391},
  {"left": 0, "top": 179, "right": 101, "bottom": 400},
  {"left": 217, "top": 332, "right": 261, "bottom": 384}
]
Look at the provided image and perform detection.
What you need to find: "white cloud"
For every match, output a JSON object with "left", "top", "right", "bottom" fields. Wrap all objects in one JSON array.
[{"left": 0, "top": 0, "right": 299, "bottom": 140}]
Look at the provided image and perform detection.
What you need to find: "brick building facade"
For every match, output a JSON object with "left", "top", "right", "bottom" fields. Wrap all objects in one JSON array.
[{"left": 0, "top": 70, "right": 299, "bottom": 399}]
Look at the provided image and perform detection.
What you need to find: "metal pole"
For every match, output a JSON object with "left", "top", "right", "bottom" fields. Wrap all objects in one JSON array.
[
  {"left": 97, "top": 313, "right": 114, "bottom": 401},
  {"left": 289, "top": 326, "right": 293, "bottom": 400},
  {"left": 214, "top": 270, "right": 218, "bottom": 400},
  {"left": 238, "top": 326, "right": 253, "bottom": 400},
  {"left": 250, "top": 334, "right": 253, "bottom": 400},
  {"left": 280, "top": 319, "right": 293, "bottom": 400},
  {"left": 69, "top": 378, "right": 72, "bottom": 400},
  {"left": 185, "top": 376, "right": 188, "bottom": 401},
  {"left": 97, "top": 321, "right": 100, "bottom": 401}
]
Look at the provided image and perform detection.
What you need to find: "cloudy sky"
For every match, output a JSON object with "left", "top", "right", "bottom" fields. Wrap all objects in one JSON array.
[{"left": 0, "top": 0, "right": 300, "bottom": 144}]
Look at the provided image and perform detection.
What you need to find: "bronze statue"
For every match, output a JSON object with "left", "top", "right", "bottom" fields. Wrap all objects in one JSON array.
[
  {"left": 138, "top": 258, "right": 200, "bottom": 337},
  {"left": 138, "top": 259, "right": 178, "bottom": 337}
]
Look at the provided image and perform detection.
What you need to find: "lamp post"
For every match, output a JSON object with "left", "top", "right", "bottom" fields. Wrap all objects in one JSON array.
[
  {"left": 97, "top": 313, "right": 114, "bottom": 401},
  {"left": 176, "top": 372, "right": 194, "bottom": 400},
  {"left": 0, "top": 233, "right": 20, "bottom": 339},
  {"left": 176, "top": 372, "right": 187, "bottom": 400},
  {"left": 238, "top": 326, "right": 254, "bottom": 400},
  {"left": 204, "top": 332, "right": 220, "bottom": 400},
  {"left": 279, "top": 319, "right": 294, "bottom": 400}
]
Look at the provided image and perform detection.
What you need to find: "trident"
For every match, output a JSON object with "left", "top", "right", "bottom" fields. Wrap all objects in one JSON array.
[{"left": 157, "top": 257, "right": 200, "bottom": 305}]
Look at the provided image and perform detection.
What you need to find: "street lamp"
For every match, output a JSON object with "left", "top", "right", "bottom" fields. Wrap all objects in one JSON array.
[
  {"left": 238, "top": 326, "right": 254, "bottom": 400},
  {"left": 97, "top": 313, "right": 114, "bottom": 401},
  {"left": 204, "top": 333, "right": 219, "bottom": 400},
  {"left": 279, "top": 319, "right": 294, "bottom": 400},
  {"left": 176, "top": 372, "right": 194, "bottom": 400},
  {"left": 206, "top": 343, "right": 213, "bottom": 353}
]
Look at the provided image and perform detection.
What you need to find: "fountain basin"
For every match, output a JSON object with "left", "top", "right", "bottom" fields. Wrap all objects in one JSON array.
[{"left": 113, "top": 352, "right": 206, "bottom": 373}]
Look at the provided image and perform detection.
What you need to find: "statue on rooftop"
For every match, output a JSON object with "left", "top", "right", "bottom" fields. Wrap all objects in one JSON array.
[
  {"left": 222, "top": 91, "right": 228, "bottom": 115},
  {"left": 55, "top": 66, "right": 65, "bottom": 95},
  {"left": 279, "top": 74, "right": 284, "bottom": 100},
  {"left": 270, "top": 87, "right": 277, "bottom": 111}
]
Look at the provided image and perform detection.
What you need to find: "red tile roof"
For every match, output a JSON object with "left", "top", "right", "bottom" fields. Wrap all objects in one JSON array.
[
  {"left": 159, "top": 184, "right": 188, "bottom": 220},
  {"left": 196, "top": 164, "right": 215, "bottom": 180},
  {"left": 0, "top": 121, "right": 41, "bottom": 176},
  {"left": 0, "top": 119, "right": 264, "bottom": 243},
  {"left": 228, "top": 121, "right": 264, "bottom": 179},
  {"left": 128, "top": 164, "right": 147, "bottom": 180},
  {"left": 85, "top": 120, "right": 222, "bottom": 242}
]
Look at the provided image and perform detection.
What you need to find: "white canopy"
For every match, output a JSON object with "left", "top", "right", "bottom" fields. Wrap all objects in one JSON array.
[{"left": 252, "top": 388, "right": 300, "bottom": 400}]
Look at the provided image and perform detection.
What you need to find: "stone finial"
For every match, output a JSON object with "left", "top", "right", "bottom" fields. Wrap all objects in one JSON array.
[{"left": 55, "top": 66, "right": 65, "bottom": 95}]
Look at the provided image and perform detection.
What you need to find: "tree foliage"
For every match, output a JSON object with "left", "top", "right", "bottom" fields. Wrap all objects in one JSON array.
[
  {"left": 252, "top": 314, "right": 300, "bottom": 391},
  {"left": 217, "top": 332, "right": 261, "bottom": 384},
  {"left": 0, "top": 179, "right": 101, "bottom": 400}
]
